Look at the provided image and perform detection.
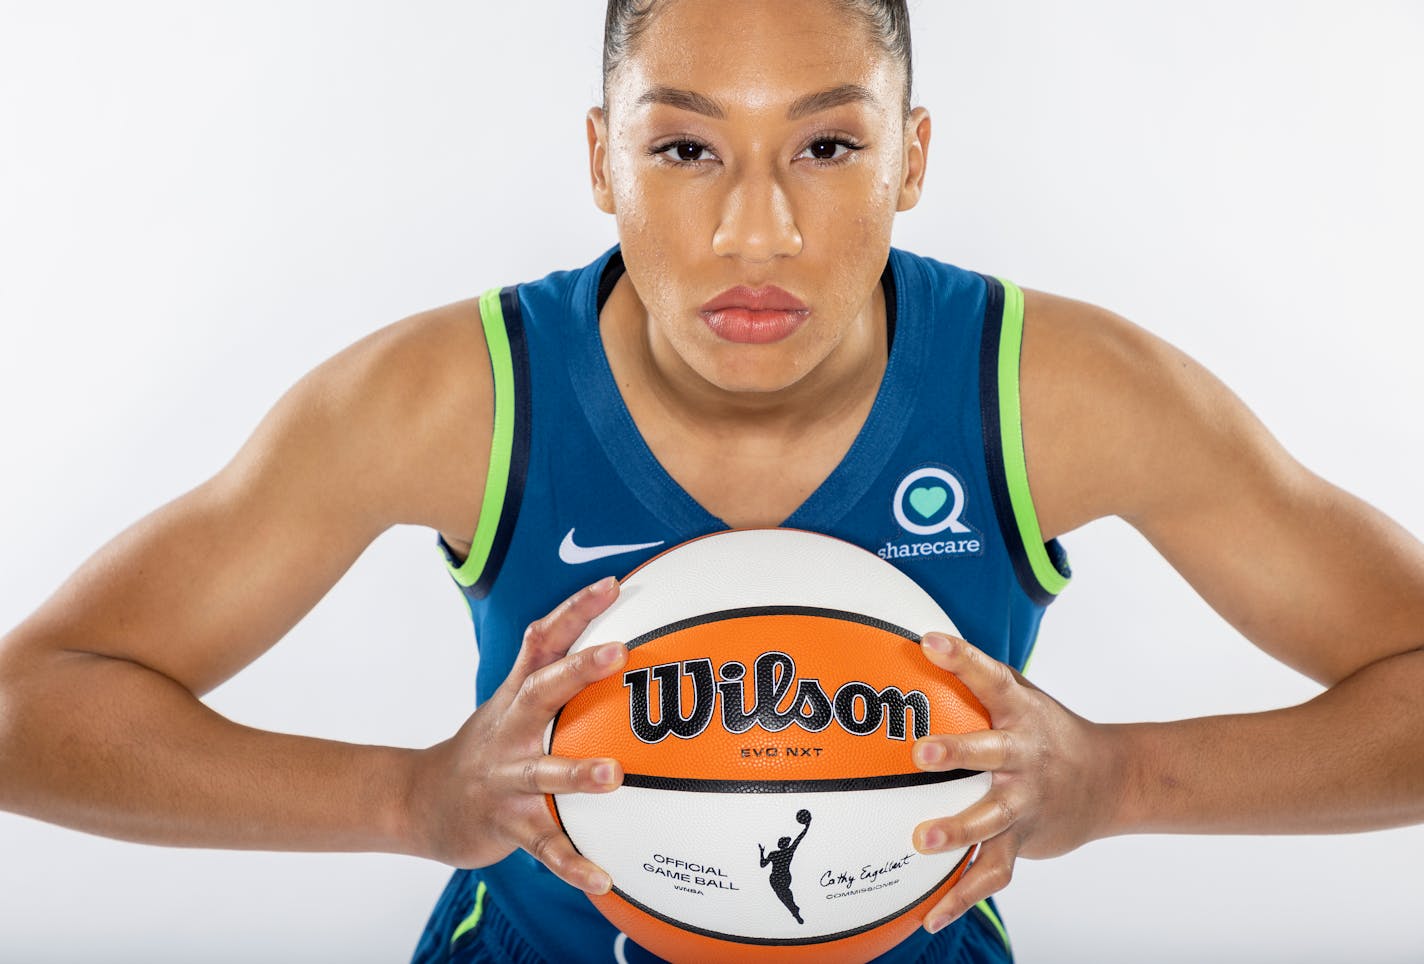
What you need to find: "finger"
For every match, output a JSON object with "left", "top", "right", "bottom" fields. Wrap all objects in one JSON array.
[
  {"left": 509, "top": 639, "right": 628, "bottom": 730},
  {"left": 912, "top": 793, "right": 1019, "bottom": 855},
  {"left": 516, "top": 816, "right": 614, "bottom": 895},
  {"left": 922, "top": 830, "right": 1019, "bottom": 934},
  {"left": 920, "top": 632, "right": 1018, "bottom": 720},
  {"left": 498, "top": 754, "right": 624, "bottom": 795},
  {"left": 912, "top": 728, "right": 1014, "bottom": 773},
  {"left": 511, "top": 576, "right": 621, "bottom": 678}
]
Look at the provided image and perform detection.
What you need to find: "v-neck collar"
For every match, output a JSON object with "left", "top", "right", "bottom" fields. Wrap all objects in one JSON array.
[{"left": 566, "top": 243, "right": 923, "bottom": 533}]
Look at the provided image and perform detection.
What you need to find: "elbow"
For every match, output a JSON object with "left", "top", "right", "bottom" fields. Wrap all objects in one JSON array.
[
  {"left": 0, "top": 633, "right": 72, "bottom": 813},
  {"left": 0, "top": 642, "right": 33, "bottom": 810},
  {"left": 1315, "top": 644, "right": 1424, "bottom": 699}
]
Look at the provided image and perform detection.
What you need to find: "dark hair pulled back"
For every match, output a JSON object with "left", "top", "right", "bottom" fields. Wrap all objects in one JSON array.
[{"left": 602, "top": 0, "right": 913, "bottom": 120}]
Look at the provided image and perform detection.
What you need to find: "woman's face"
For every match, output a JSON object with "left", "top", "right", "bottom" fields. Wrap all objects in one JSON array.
[{"left": 588, "top": 0, "right": 930, "bottom": 395}]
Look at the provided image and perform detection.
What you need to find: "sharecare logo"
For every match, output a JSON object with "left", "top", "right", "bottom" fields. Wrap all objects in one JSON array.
[{"left": 622, "top": 651, "right": 931, "bottom": 745}]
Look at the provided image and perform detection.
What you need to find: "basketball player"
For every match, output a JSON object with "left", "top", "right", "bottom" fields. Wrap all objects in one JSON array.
[
  {"left": 760, "top": 810, "right": 813, "bottom": 925},
  {"left": 3, "top": 2, "right": 1423, "bottom": 962}
]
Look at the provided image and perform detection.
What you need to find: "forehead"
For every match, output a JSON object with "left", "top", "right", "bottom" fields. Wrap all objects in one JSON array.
[{"left": 611, "top": 0, "right": 899, "bottom": 117}]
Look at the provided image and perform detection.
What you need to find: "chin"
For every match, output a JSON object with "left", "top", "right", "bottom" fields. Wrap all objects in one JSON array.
[{"left": 694, "top": 343, "right": 820, "bottom": 395}]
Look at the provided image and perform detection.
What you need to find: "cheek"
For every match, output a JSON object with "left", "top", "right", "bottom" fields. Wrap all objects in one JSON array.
[
  {"left": 610, "top": 186, "right": 683, "bottom": 308},
  {"left": 612, "top": 168, "right": 708, "bottom": 258},
  {"left": 794, "top": 162, "right": 899, "bottom": 241}
]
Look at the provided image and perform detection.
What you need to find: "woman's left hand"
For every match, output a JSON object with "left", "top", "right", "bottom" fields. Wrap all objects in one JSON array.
[{"left": 912, "top": 631, "right": 1123, "bottom": 934}]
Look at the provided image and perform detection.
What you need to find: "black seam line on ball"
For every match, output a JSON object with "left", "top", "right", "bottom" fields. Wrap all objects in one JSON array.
[
  {"left": 608, "top": 846, "right": 973, "bottom": 946},
  {"left": 619, "top": 769, "right": 980, "bottom": 793},
  {"left": 624, "top": 606, "right": 921, "bottom": 651}
]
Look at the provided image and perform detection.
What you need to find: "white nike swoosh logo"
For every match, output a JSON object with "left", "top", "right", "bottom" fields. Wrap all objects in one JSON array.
[{"left": 558, "top": 529, "right": 665, "bottom": 565}]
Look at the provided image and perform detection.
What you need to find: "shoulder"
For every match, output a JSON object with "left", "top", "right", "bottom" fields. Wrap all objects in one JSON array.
[
  {"left": 274, "top": 294, "right": 493, "bottom": 545},
  {"left": 1012, "top": 284, "right": 1424, "bottom": 684},
  {"left": 1015, "top": 285, "right": 1299, "bottom": 542}
]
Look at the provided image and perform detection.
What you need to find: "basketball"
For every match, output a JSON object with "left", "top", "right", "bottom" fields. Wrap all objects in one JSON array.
[{"left": 546, "top": 528, "right": 992, "bottom": 963}]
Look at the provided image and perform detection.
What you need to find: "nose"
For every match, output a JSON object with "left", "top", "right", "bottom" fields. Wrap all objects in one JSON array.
[{"left": 710, "top": 169, "right": 804, "bottom": 263}]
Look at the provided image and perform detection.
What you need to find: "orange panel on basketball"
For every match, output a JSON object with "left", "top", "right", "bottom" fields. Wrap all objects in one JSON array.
[{"left": 552, "top": 610, "right": 988, "bottom": 781}]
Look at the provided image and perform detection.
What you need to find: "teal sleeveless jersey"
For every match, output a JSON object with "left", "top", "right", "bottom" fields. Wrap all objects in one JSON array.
[{"left": 416, "top": 242, "right": 1071, "bottom": 963}]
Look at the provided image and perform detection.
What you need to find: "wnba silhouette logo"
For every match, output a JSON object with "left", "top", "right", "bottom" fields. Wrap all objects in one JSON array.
[
  {"left": 892, "top": 466, "right": 971, "bottom": 536},
  {"left": 760, "top": 809, "right": 812, "bottom": 924}
]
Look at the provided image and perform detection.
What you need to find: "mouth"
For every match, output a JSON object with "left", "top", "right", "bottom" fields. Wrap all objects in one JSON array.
[{"left": 698, "top": 285, "right": 810, "bottom": 345}]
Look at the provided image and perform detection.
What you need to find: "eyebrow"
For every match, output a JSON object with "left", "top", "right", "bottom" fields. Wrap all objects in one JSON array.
[{"left": 633, "top": 82, "right": 876, "bottom": 121}]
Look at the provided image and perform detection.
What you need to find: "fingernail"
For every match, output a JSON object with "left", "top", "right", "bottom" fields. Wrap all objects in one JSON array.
[
  {"left": 590, "top": 575, "right": 618, "bottom": 593},
  {"left": 592, "top": 762, "right": 617, "bottom": 785},
  {"left": 915, "top": 741, "right": 946, "bottom": 765},
  {"left": 923, "top": 633, "right": 952, "bottom": 653},
  {"left": 595, "top": 642, "right": 625, "bottom": 666},
  {"left": 921, "top": 828, "right": 946, "bottom": 852},
  {"left": 588, "top": 870, "right": 612, "bottom": 894},
  {"left": 924, "top": 914, "right": 949, "bottom": 934}
]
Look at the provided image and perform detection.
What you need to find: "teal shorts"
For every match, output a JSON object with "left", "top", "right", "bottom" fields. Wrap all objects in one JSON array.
[{"left": 412, "top": 869, "right": 1014, "bottom": 964}]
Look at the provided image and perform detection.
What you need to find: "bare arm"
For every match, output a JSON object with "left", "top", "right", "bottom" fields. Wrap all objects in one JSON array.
[
  {"left": 911, "top": 288, "right": 1424, "bottom": 931},
  {"left": 1019, "top": 289, "right": 1424, "bottom": 835},
  {"left": 0, "top": 301, "right": 485, "bottom": 854}
]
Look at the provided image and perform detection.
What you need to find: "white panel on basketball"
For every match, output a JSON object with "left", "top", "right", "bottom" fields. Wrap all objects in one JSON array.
[
  {"left": 554, "top": 774, "right": 989, "bottom": 941},
  {"left": 569, "top": 529, "right": 956, "bottom": 660}
]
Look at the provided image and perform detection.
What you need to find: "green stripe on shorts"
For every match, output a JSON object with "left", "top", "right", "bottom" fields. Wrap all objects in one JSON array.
[
  {"left": 450, "top": 880, "right": 488, "bottom": 946},
  {"left": 974, "top": 898, "right": 1012, "bottom": 955}
]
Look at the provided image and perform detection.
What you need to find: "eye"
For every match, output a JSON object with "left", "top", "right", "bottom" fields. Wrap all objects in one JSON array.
[
  {"left": 796, "top": 137, "right": 864, "bottom": 166},
  {"left": 649, "top": 138, "right": 719, "bottom": 166},
  {"left": 647, "top": 135, "right": 865, "bottom": 168}
]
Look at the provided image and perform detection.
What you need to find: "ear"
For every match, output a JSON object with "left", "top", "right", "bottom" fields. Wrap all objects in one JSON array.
[
  {"left": 587, "top": 107, "right": 616, "bottom": 215},
  {"left": 895, "top": 106, "right": 931, "bottom": 212}
]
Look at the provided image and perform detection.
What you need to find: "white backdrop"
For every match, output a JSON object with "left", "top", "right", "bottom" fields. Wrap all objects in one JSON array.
[{"left": 2, "top": 2, "right": 1422, "bottom": 961}]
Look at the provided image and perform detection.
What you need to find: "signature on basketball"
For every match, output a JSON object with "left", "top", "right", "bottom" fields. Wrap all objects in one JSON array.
[{"left": 820, "top": 853, "right": 916, "bottom": 891}]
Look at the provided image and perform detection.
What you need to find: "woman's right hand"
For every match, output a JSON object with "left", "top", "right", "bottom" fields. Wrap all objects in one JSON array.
[{"left": 407, "top": 576, "right": 627, "bottom": 894}]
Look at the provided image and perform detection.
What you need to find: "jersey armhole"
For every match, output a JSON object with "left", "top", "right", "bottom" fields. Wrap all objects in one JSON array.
[
  {"left": 435, "top": 285, "right": 532, "bottom": 597},
  {"left": 977, "top": 273, "right": 1072, "bottom": 606}
]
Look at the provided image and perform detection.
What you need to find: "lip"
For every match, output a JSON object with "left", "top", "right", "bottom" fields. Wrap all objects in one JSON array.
[
  {"left": 699, "top": 285, "right": 809, "bottom": 313},
  {"left": 698, "top": 285, "right": 810, "bottom": 345}
]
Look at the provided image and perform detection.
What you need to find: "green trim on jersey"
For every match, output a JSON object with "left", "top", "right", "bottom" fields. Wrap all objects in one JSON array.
[
  {"left": 450, "top": 880, "right": 488, "bottom": 945},
  {"left": 445, "top": 287, "right": 516, "bottom": 588},
  {"left": 994, "top": 277, "right": 1070, "bottom": 598}
]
